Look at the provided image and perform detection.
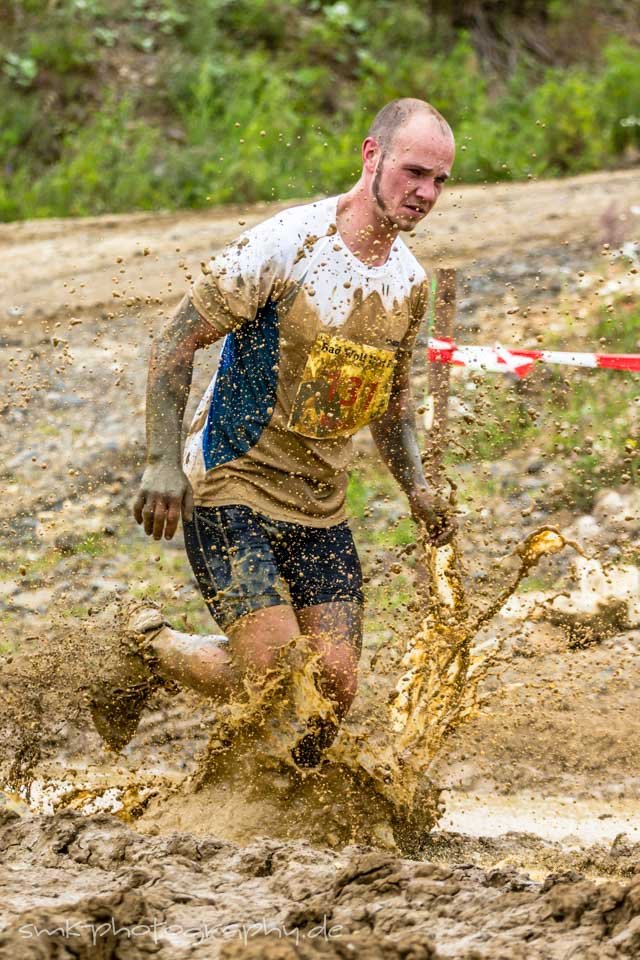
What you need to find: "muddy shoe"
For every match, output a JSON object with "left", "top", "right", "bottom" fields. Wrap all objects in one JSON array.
[
  {"left": 89, "top": 599, "right": 175, "bottom": 753},
  {"left": 291, "top": 716, "right": 339, "bottom": 769}
]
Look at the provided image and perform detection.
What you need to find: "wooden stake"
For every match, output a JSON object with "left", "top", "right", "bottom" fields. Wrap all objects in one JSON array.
[{"left": 423, "top": 267, "right": 456, "bottom": 490}]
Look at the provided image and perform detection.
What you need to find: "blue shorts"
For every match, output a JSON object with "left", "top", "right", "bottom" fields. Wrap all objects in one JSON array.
[{"left": 183, "top": 505, "right": 364, "bottom": 630}]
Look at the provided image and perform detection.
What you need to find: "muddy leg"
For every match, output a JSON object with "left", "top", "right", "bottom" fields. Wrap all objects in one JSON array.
[
  {"left": 291, "top": 601, "right": 363, "bottom": 766},
  {"left": 149, "top": 603, "right": 301, "bottom": 699}
]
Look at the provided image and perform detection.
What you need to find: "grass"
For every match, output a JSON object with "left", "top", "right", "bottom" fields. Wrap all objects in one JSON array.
[
  {"left": 72, "top": 533, "right": 108, "bottom": 557},
  {"left": 445, "top": 298, "right": 640, "bottom": 510},
  {"left": 345, "top": 461, "right": 426, "bottom": 644},
  {"left": 347, "top": 470, "right": 418, "bottom": 548}
]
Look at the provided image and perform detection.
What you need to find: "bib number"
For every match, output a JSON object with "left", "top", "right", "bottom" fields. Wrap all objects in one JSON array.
[{"left": 288, "top": 333, "right": 396, "bottom": 439}]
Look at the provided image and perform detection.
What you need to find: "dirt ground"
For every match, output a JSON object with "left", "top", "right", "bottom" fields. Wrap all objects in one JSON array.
[{"left": 1, "top": 168, "right": 640, "bottom": 958}]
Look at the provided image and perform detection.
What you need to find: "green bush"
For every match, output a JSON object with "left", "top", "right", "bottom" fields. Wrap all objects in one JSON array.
[
  {"left": 5, "top": 98, "right": 165, "bottom": 218},
  {"left": 599, "top": 39, "right": 640, "bottom": 154},
  {"left": 0, "top": 2, "right": 639, "bottom": 220}
]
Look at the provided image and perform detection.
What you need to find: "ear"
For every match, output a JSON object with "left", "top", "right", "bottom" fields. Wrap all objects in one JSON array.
[{"left": 362, "top": 136, "right": 381, "bottom": 173}]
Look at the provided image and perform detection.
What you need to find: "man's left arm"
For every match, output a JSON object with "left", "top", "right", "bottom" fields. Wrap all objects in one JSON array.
[{"left": 369, "top": 333, "right": 456, "bottom": 546}]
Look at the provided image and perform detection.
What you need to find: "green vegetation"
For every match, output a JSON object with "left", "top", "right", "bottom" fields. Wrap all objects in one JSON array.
[
  {"left": 347, "top": 469, "right": 415, "bottom": 548},
  {"left": 1, "top": 0, "right": 639, "bottom": 220},
  {"left": 448, "top": 299, "right": 640, "bottom": 510}
]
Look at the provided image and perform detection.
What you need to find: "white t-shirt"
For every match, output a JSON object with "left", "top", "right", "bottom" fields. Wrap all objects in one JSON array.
[{"left": 184, "top": 195, "right": 428, "bottom": 526}]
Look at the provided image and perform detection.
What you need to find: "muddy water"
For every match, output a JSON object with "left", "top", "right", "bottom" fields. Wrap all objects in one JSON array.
[
  {"left": 443, "top": 793, "right": 640, "bottom": 846},
  {"left": 5, "top": 531, "right": 640, "bottom": 958},
  {"left": 3, "top": 808, "right": 640, "bottom": 959},
  {"left": 2, "top": 526, "right": 577, "bottom": 855}
]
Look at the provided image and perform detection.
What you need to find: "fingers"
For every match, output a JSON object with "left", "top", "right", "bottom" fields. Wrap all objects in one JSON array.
[
  {"left": 164, "top": 499, "right": 181, "bottom": 540},
  {"left": 156, "top": 486, "right": 193, "bottom": 540},
  {"left": 182, "top": 485, "right": 194, "bottom": 524},
  {"left": 133, "top": 490, "right": 146, "bottom": 525},
  {"left": 419, "top": 493, "right": 457, "bottom": 546},
  {"left": 152, "top": 499, "right": 168, "bottom": 540},
  {"left": 430, "top": 524, "right": 456, "bottom": 547},
  {"left": 136, "top": 494, "right": 182, "bottom": 540},
  {"left": 133, "top": 467, "right": 191, "bottom": 540},
  {"left": 423, "top": 512, "right": 457, "bottom": 547},
  {"left": 141, "top": 496, "right": 160, "bottom": 538}
]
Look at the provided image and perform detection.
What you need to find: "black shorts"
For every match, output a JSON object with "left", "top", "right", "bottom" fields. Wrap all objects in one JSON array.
[{"left": 183, "top": 504, "right": 364, "bottom": 631}]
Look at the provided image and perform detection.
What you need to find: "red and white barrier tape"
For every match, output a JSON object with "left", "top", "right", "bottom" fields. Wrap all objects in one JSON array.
[{"left": 427, "top": 338, "right": 640, "bottom": 378}]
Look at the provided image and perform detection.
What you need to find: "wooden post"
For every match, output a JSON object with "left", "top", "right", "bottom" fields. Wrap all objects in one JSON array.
[{"left": 423, "top": 267, "right": 456, "bottom": 490}]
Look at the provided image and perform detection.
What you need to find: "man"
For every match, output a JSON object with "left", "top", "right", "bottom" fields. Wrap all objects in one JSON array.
[{"left": 91, "top": 98, "right": 457, "bottom": 765}]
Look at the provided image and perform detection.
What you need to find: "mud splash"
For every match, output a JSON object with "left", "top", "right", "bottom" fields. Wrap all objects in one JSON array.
[
  {"left": 1, "top": 520, "right": 584, "bottom": 856},
  {"left": 129, "top": 527, "right": 579, "bottom": 852},
  {"left": 2, "top": 526, "right": 578, "bottom": 854},
  {"left": 322, "top": 526, "right": 575, "bottom": 848},
  {"left": 544, "top": 553, "right": 640, "bottom": 647}
]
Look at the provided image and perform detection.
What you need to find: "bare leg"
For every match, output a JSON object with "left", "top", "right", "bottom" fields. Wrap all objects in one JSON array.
[
  {"left": 137, "top": 599, "right": 362, "bottom": 767},
  {"left": 291, "top": 601, "right": 363, "bottom": 765},
  {"left": 148, "top": 627, "right": 234, "bottom": 699},
  {"left": 297, "top": 601, "right": 363, "bottom": 719},
  {"left": 227, "top": 603, "right": 301, "bottom": 676},
  {"left": 149, "top": 603, "right": 301, "bottom": 699}
]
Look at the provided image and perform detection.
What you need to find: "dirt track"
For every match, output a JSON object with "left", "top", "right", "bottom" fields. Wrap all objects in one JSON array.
[
  {"left": 1, "top": 168, "right": 640, "bottom": 957},
  {"left": 3, "top": 810, "right": 640, "bottom": 959},
  {"left": 2, "top": 167, "right": 638, "bottom": 321}
]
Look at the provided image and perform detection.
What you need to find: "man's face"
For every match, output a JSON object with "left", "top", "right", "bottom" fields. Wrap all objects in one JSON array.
[{"left": 369, "top": 114, "right": 454, "bottom": 232}]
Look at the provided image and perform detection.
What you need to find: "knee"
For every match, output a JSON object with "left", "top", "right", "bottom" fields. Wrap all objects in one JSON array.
[{"left": 244, "top": 646, "right": 281, "bottom": 677}]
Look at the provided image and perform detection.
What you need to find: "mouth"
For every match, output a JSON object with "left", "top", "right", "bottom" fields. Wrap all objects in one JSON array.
[{"left": 402, "top": 204, "right": 426, "bottom": 216}]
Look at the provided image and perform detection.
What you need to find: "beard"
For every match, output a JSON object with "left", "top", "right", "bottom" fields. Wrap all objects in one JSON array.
[
  {"left": 371, "top": 156, "right": 414, "bottom": 232},
  {"left": 372, "top": 156, "right": 394, "bottom": 224}
]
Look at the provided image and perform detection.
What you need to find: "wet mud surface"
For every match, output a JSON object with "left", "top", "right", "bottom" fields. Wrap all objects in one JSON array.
[
  {"left": 1, "top": 169, "right": 640, "bottom": 956},
  {"left": 3, "top": 810, "right": 640, "bottom": 958}
]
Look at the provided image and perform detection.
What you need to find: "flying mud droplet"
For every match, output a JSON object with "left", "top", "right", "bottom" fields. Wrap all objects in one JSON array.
[{"left": 1, "top": 528, "right": 581, "bottom": 853}]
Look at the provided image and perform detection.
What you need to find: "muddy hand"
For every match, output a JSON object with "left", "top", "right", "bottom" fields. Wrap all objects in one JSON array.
[
  {"left": 133, "top": 462, "right": 194, "bottom": 540},
  {"left": 408, "top": 485, "right": 457, "bottom": 546}
]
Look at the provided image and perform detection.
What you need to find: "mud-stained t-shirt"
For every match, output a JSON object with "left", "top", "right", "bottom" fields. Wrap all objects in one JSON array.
[{"left": 183, "top": 195, "right": 428, "bottom": 527}]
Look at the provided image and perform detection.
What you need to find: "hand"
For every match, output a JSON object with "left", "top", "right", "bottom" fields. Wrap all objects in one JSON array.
[
  {"left": 133, "top": 462, "right": 194, "bottom": 541},
  {"left": 408, "top": 484, "right": 457, "bottom": 547}
]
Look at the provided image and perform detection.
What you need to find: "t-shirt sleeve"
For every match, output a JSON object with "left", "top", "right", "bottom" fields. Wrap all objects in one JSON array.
[{"left": 190, "top": 214, "right": 296, "bottom": 336}]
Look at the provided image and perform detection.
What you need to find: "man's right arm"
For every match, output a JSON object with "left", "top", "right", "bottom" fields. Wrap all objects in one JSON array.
[{"left": 133, "top": 295, "right": 220, "bottom": 541}]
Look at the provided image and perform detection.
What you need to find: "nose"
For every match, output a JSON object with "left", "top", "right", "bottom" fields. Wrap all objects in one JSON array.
[{"left": 414, "top": 179, "right": 438, "bottom": 204}]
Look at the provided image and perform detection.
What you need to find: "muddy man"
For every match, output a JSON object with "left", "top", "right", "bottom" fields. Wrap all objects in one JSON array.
[{"left": 91, "top": 98, "right": 457, "bottom": 765}]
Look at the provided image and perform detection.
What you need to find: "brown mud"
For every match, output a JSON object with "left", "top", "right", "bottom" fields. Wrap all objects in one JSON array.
[
  {"left": 0, "top": 528, "right": 575, "bottom": 854},
  {"left": 2, "top": 169, "right": 640, "bottom": 956},
  {"left": 3, "top": 809, "right": 640, "bottom": 959}
]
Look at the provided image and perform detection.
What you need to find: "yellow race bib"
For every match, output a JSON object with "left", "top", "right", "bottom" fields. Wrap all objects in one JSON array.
[{"left": 288, "top": 333, "right": 396, "bottom": 439}]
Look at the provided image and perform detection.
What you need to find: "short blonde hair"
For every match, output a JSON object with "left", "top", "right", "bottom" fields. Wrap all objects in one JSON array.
[{"left": 367, "top": 98, "right": 452, "bottom": 152}]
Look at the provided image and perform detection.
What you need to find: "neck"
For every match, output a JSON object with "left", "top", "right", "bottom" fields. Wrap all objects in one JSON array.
[{"left": 336, "top": 180, "right": 398, "bottom": 268}]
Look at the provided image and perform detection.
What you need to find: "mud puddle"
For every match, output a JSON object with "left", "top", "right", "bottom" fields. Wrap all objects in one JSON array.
[
  {"left": 2, "top": 527, "right": 582, "bottom": 853},
  {"left": 2, "top": 809, "right": 640, "bottom": 959},
  {"left": 2, "top": 764, "right": 180, "bottom": 820},
  {"left": 442, "top": 792, "right": 640, "bottom": 846}
]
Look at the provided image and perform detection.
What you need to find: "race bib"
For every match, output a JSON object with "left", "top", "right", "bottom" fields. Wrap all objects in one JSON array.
[{"left": 288, "top": 333, "right": 396, "bottom": 439}]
